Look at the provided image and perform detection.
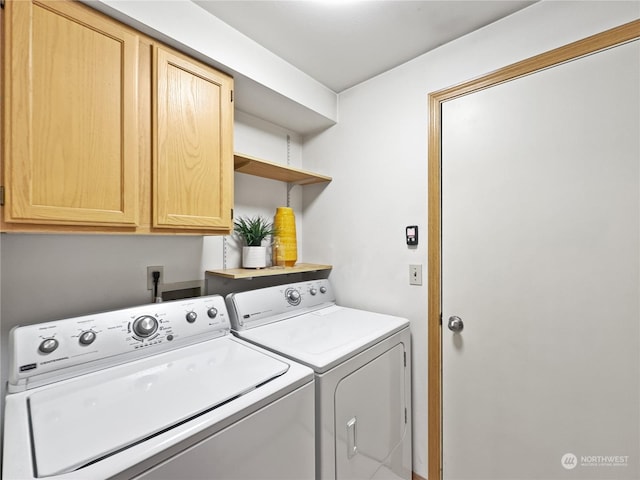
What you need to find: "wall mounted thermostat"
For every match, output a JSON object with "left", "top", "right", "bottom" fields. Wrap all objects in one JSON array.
[{"left": 406, "top": 225, "right": 418, "bottom": 246}]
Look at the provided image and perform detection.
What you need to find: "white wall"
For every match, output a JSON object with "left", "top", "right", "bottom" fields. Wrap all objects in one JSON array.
[{"left": 301, "top": 1, "right": 640, "bottom": 477}]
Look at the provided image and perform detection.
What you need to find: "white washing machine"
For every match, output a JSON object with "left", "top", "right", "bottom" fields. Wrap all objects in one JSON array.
[
  {"left": 3, "top": 294, "right": 315, "bottom": 480},
  {"left": 226, "top": 279, "right": 412, "bottom": 480}
]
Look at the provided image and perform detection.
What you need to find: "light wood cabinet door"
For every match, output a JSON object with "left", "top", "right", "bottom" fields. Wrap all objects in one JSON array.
[
  {"left": 3, "top": 0, "right": 139, "bottom": 226},
  {"left": 153, "top": 46, "right": 233, "bottom": 230}
]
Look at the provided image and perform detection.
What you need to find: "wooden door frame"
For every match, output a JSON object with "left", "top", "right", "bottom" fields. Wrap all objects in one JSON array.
[{"left": 427, "top": 19, "right": 640, "bottom": 480}]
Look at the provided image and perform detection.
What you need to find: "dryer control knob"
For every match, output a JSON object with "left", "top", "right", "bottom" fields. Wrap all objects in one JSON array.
[
  {"left": 133, "top": 315, "right": 158, "bottom": 338},
  {"left": 310, "top": 288, "right": 318, "bottom": 296},
  {"left": 186, "top": 311, "right": 198, "bottom": 323},
  {"left": 320, "top": 286, "right": 327, "bottom": 294},
  {"left": 79, "top": 331, "right": 96, "bottom": 346},
  {"left": 207, "top": 307, "right": 218, "bottom": 319},
  {"left": 39, "top": 338, "right": 59, "bottom": 354}
]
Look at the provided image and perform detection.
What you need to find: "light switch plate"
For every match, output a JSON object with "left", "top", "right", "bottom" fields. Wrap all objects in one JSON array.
[{"left": 409, "top": 264, "right": 422, "bottom": 286}]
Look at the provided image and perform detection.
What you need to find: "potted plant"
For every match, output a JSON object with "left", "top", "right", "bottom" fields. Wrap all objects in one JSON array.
[{"left": 234, "top": 215, "right": 277, "bottom": 268}]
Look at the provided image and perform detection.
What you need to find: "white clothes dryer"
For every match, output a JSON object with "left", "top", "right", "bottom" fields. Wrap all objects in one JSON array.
[
  {"left": 226, "top": 279, "right": 412, "bottom": 480},
  {"left": 3, "top": 294, "right": 315, "bottom": 480}
]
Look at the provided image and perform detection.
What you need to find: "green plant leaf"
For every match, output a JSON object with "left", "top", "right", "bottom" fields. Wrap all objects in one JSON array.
[{"left": 233, "top": 215, "right": 278, "bottom": 246}]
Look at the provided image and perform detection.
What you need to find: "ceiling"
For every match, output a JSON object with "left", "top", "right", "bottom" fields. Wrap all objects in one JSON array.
[{"left": 194, "top": 0, "right": 537, "bottom": 93}]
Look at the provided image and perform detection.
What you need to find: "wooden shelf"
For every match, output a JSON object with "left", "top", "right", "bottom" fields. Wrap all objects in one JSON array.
[
  {"left": 234, "top": 153, "right": 332, "bottom": 185},
  {"left": 226, "top": 154, "right": 331, "bottom": 279},
  {"left": 207, "top": 263, "right": 332, "bottom": 280}
]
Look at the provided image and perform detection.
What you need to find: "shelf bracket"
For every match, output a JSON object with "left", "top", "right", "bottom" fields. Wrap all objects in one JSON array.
[
  {"left": 286, "top": 134, "right": 292, "bottom": 207},
  {"left": 286, "top": 182, "right": 294, "bottom": 208}
]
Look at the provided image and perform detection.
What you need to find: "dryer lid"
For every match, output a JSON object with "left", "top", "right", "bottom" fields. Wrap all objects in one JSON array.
[
  {"left": 28, "top": 337, "right": 289, "bottom": 477},
  {"left": 237, "top": 306, "right": 409, "bottom": 373}
]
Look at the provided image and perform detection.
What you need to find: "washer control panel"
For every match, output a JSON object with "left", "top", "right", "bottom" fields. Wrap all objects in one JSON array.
[
  {"left": 226, "top": 279, "right": 336, "bottom": 330},
  {"left": 8, "top": 295, "right": 229, "bottom": 391}
]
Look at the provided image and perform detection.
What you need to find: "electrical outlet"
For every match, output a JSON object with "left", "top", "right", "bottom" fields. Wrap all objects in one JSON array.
[
  {"left": 147, "top": 266, "right": 164, "bottom": 290},
  {"left": 409, "top": 264, "right": 422, "bottom": 286}
]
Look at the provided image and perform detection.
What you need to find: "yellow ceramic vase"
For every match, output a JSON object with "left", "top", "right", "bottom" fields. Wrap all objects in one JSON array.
[{"left": 273, "top": 207, "right": 297, "bottom": 267}]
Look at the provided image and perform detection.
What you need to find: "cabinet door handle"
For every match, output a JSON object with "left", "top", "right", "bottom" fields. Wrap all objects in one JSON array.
[{"left": 347, "top": 417, "right": 357, "bottom": 459}]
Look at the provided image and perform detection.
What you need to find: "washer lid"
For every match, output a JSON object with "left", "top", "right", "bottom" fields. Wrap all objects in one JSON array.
[
  {"left": 28, "top": 337, "right": 289, "bottom": 477},
  {"left": 237, "top": 306, "right": 409, "bottom": 373}
]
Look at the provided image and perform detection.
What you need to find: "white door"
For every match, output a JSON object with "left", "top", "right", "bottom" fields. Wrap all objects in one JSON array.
[{"left": 442, "top": 40, "right": 640, "bottom": 479}]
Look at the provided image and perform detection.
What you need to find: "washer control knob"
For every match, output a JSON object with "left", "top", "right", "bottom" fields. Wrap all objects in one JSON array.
[
  {"left": 39, "top": 338, "right": 59, "bottom": 354},
  {"left": 310, "top": 288, "right": 318, "bottom": 296},
  {"left": 79, "top": 331, "right": 96, "bottom": 346},
  {"left": 186, "top": 311, "right": 198, "bottom": 323},
  {"left": 207, "top": 307, "right": 218, "bottom": 319},
  {"left": 286, "top": 289, "right": 301, "bottom": 304},
  {"left": 133, "top": 315, "right": 158, "bottom": 338},
  {"left": 320, "top": 286, "right": 327, "bottom": 294},
  {"left": 287, "top": 290, "right": 300, "bottom": 302}
]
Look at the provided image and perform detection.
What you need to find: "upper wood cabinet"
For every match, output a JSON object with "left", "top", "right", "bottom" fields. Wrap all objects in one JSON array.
[
  {"left": 1, "top": 0, "right": 234, "bottom": 234},
  {"left": 153, "top": 46, "right": 234, "bottom": 230},
  {"left": 3, "top": 0, "right": 139, "bottom": 227}
]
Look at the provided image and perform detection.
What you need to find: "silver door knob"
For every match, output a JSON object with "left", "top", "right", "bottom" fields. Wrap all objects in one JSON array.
[{"left": 448, "top": 316, "right": 464, "bottom": 333}]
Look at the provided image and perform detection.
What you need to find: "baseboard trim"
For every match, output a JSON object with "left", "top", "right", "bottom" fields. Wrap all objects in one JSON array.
[{"left": 412, "top": 472, "right": 427, "bottom": 480}]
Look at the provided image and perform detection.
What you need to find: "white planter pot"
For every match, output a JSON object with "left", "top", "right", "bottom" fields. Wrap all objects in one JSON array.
[{"left": 242, "top": 246, "right": 267, "bottom": 269}]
